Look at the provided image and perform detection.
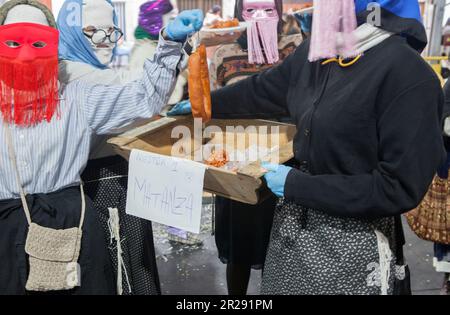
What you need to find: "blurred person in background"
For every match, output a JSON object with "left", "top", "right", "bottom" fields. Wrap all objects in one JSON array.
[
  {"left": 436, "top": 80, "right": 450, "bottom": 295},
  {"left": 204, "top": 4, "right": 223, "bottom": 27},
  {"left": 130, "top": 0, "right": 186, "bottom": 105}
]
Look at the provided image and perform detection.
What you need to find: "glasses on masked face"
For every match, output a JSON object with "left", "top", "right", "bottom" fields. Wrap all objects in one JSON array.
[{"left": 83, "top": 27, "right": 124, "bottom": 45}]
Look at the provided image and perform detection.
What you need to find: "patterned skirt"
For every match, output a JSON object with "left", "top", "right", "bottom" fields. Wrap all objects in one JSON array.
[
  {"left": 82, "top": 155, "right": 160, "bottom": 295},
  {"left": 261, "top": 199, "right": 410, "bottom": 295}
]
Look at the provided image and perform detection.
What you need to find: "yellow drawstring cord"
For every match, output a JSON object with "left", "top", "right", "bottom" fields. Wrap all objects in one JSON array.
[
  {"left": 321, "top": 58, "right": 339, "bottom": 66},
  {"left": 321, "top": 54, "right": 362, "bottom": 67}
]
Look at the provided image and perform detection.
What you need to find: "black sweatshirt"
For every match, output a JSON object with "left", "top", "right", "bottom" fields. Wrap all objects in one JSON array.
[{"left": 211, "top": 35, "right": 446, "bottom": 220}]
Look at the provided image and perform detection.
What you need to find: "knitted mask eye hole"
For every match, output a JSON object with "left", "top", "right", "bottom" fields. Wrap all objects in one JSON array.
[
  {"left": 32, "top": 41, "right": 47, "bottom": 48},
  {"left": 4, "top": 40, "right": 21, "bottom": 48},
  {"left": 265, "top": 9, "right": 274, "bottom": 13}
]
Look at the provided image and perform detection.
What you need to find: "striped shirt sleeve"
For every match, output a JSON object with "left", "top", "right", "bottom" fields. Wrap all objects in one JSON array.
[{"left": 76, "top": 36, "right": 187, "bottom": 135}]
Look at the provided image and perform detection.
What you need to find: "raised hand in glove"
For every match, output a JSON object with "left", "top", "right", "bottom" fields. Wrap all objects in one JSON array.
[{"left": 166, "top": 10, "right": 204, "bottom": 42}]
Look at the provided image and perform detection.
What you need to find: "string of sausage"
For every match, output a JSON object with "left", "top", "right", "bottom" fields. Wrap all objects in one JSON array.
[
  {"left": 188, "top": 44, "right": 212, "bottom": 122},
  {"left": 210, "top": 18, "right": 239, "bottom": 29}
]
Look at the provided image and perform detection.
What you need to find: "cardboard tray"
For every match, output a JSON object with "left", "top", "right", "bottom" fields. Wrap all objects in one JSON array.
[{"left": 108, "top": 116, "right": 296, "bottom": 205}]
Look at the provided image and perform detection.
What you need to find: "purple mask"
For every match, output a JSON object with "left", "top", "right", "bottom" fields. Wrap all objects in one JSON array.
[
  {"left": 138, "top": 0, "right": 174, "bottom": 36},
  {"left": 242, "top": 0, "right": 279, "bottom": 64}
]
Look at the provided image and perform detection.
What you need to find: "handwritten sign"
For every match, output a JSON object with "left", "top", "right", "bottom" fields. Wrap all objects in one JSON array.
[{"left": 126, "top": 149, "right": 206, "bottom": 234}]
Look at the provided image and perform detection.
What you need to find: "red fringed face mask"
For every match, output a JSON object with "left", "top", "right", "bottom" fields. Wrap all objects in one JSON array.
[{"left": 0, "top": 23, "right": 59, "bottom": 126}]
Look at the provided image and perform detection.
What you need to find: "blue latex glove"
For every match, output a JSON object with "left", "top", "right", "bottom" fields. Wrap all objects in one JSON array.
[
  {"left": 261, "top": 163, "right": 293, "bottom": 198},
  {"left": 166, "top": 10, "right": 204, "bottom": 42},
  {"left": 167, "top": 100, "right": 192, "bottom": 116}
]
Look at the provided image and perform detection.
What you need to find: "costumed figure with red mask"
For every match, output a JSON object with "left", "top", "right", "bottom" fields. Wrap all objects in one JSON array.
[
  {"left": 0, "top": 0, "right": 203, "bottom": 294},
  {"left": 168, "top": 0, "right": 445, "bottom": 294}
]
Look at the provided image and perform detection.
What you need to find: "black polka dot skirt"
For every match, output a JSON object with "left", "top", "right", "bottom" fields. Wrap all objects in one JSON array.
[
  {"left": 82, "top": 155, "right": 160, "bottom": 295},
  {"left": 261, "top": 199, "right": 407, "bottom": 295}
]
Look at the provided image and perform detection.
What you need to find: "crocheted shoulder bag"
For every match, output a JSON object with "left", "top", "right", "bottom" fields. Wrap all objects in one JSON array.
[{"left": 5, "top": 124, "right": 85, "bottom": 292}]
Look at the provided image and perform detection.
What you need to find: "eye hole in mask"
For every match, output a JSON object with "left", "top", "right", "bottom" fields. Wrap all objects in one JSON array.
[
  {"left": 4, "top": 40, "right": 21, "bottom": 48},
  {"left": 32, "top": 41, "right": 47, "bottom": 48},
  {"left": 245, "top": 8, "right": 274, "bottom": 15}
]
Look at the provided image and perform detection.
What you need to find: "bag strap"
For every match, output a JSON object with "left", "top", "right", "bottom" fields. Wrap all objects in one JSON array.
[
  {"left": 4, "top": 123, "right": 85, "bottom": 229},
  {"left": 79, "top": 183, "right": 86, "bottom": 230}
]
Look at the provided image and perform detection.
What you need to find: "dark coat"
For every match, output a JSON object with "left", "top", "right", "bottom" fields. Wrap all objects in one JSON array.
[{"left": 212, "top": 35, "right": 445, "bottom": 220}]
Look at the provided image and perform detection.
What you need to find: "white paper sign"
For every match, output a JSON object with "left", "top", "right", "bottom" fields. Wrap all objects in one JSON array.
[{"left": 126, "top": 149, "right": 206, "bottom": 234}]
